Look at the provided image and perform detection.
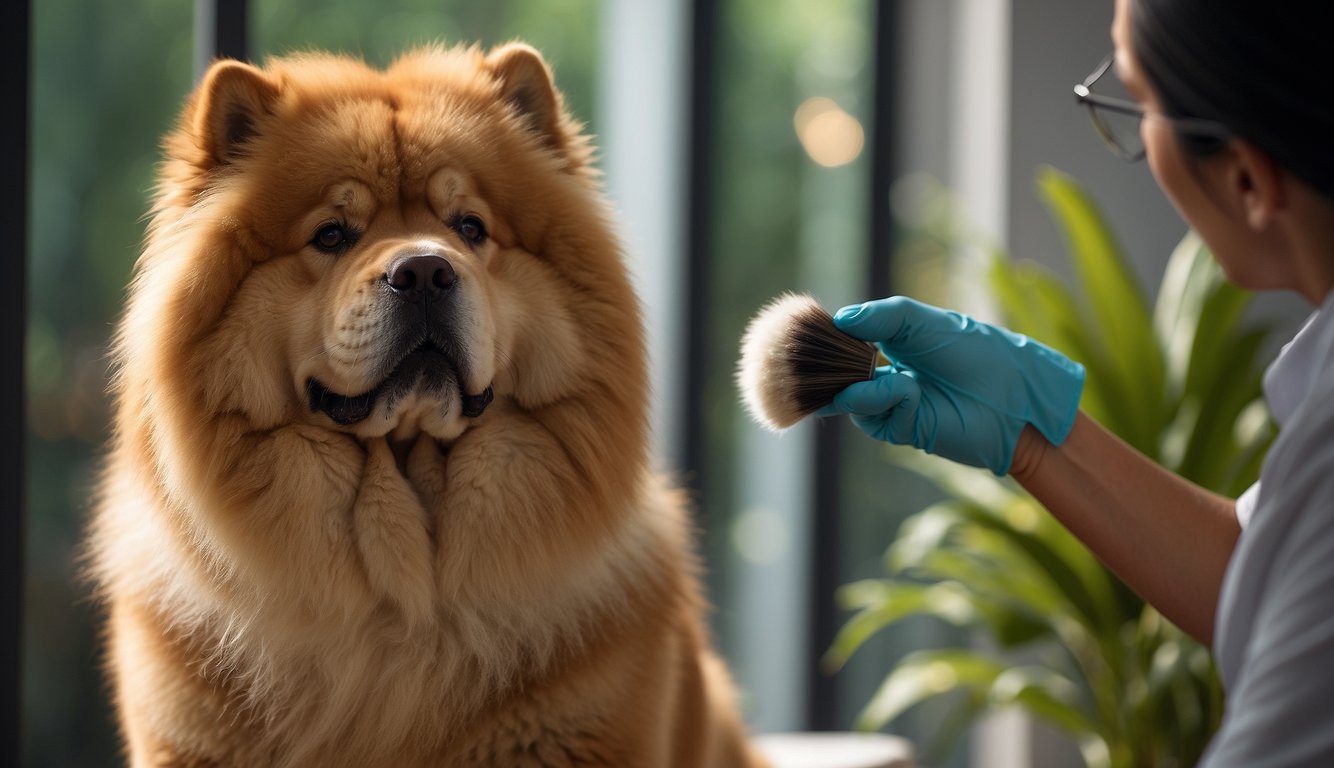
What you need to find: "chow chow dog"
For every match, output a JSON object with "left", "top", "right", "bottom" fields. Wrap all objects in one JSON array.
[{"left": 89, "top": 44, "right": 765, "bottom": 767}]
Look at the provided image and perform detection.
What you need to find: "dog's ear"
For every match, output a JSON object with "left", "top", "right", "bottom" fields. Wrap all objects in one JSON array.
[
  {"left": 484, "top": 43, "right": 578, "bottom": 162},
  {"left": 189, "top": 60, "right": 280, "bottom": 168}
]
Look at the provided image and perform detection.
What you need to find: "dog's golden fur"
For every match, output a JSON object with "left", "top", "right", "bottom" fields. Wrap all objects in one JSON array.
[{"left": 89, "top": 44, "right": 764, "bottom": 767}]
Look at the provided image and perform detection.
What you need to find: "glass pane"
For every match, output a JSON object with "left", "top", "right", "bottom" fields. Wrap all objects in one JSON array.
[
  {"left": 703, "top": 0, "right": 874, "bottom": 730},
  {"left": 703, "top": 3, "right": 971, "bottom": 761},
  {"left": 28, "top": 1, "right": 194, "bottom": 764}
]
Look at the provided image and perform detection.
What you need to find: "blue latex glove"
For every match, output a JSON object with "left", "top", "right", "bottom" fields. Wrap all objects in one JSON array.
[{"left": 822, "top": 296, "right": 1085, "bottom": 475}]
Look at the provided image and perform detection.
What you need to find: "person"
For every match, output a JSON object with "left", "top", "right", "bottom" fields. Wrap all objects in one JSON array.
[{"left": 821, "top": 0, "right": 1334, "bottom": 764}]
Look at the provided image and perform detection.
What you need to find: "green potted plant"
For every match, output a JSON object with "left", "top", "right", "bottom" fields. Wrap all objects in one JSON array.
[{"left": 825, "top": 168, "right": 1276, "bottom": 768}]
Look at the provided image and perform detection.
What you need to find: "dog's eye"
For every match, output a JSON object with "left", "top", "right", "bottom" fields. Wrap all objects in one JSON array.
[
  {"left": 311, "top": 223, "right": 349, "bottom": 253},
  {"left": 454, "top": 215, "right": 488, "bottom": 246}
]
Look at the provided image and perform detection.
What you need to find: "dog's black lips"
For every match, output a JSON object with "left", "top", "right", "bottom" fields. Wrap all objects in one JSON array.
[
  {"left": 306, "top": 379, "right": 379, "bottom": 425},
  {"left": 460, "top": 387, "right": 493, "bottom": 418},
  {"left": 307, "top": 342, "right": 493, "bottom": 425}
]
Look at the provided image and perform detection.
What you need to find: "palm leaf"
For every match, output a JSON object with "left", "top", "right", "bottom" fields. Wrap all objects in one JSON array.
[
  {"left": 990, "top": 256, "right": 1120, "bottom": 428},
  {"left": 1036, "top": 166, "right": 1167, "bottom": 453},
  {"left": 1153, "top": 230, "right": 1214, "bottom": 399},
  {"left": 1222, "top": 400, "right": 1275, "bottom": 496},
  {"left": 893, "top": 453, "right": 1123, "bottom": 634},
  {"left": 1182, "top": 271, "right": 1254, "bottom": 403},
  {"left": 857, "top": 650, "right": 1099, "bottom": 745},
  {"left": 1175, "top": 327, "right": 1268, "bottom": 489},
  {"left": 824, "top": 579, "right": 1051, "bottom": 672},
  {"left": 824, "top": 581, "right": 974, "bottom": 671}
]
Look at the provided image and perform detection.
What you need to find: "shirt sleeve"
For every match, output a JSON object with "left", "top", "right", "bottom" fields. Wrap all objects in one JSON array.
[
  {"left": 1235, "top": 482, "right": 1261, "bottom": 529},
  {"left": 1202, "top": 423, "right": 1334, "bottom": 765}
]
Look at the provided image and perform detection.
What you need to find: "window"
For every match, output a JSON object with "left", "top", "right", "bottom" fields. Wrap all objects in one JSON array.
[{"left": 21, "top": 2, "right": 1203, "bottom": 766}]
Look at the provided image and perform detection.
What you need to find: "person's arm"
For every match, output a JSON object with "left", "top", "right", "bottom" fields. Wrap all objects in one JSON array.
[
  {"left": 825, "top": 297, "right": 1241, "bottom": 645},
  {"left": 1009, "top": 414, "right": 1239, "bottom": 645}
]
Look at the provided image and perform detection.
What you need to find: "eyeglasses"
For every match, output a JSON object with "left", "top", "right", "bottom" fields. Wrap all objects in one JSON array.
[{"left": 1073, "top": 52, "right": 1231, "bottom": 162}]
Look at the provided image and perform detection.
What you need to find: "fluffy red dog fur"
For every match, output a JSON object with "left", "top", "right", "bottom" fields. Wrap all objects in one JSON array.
[{"left": 89, "top": 44, "right": 766, "bottom": 767}]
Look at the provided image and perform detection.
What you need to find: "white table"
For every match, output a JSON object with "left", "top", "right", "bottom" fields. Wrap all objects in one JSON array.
[{"left": 753, "top": 732, "right": 916, "bottom": 768}]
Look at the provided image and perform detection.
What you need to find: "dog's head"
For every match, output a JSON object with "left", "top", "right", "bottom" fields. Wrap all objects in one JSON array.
[{"left": 126, "top": 45, "right": 642, "bottom": 446}]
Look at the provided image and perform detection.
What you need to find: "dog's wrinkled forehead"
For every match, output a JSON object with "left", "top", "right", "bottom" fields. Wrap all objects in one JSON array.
[
  {"left": 288, "top": 96, "right": 401, "bottom": 185},
  {"left": 243, "top": 95, "right": 482, "bottom": 226},
  {"left": 187, "top": 45, "right": 583, "bottom": 237}
]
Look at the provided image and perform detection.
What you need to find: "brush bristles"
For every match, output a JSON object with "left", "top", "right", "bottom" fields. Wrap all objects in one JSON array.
[{"left": 737, "top": 293, "right": 878, "bottom": 432}]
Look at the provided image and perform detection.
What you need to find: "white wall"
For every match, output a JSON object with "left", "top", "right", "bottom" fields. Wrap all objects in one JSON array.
[{"left": 1006, "top": 0, "right": 1187, "bottom": 292}]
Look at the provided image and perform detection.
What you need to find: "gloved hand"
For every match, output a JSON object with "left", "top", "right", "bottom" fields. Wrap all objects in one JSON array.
[{"left": 821, "top": 296, "right": 1085, "bottom": 475}]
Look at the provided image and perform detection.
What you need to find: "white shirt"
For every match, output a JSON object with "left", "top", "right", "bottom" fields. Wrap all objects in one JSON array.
[{"left": 1205, "top": 289, "right": 1334, "bottom": 766}]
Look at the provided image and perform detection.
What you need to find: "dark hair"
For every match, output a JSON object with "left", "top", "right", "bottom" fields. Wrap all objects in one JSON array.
[{"left": 1131, "top": 0, "right": 1334, "bottom": 200}]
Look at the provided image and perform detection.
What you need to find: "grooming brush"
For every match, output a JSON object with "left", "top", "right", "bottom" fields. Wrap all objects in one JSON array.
[{"left": 737, "top": 293, "right": 880, "bottom": 432}]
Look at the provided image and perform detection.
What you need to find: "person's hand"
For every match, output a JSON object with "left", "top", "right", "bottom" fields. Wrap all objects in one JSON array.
[{"left": 820, "top": 296, "right": 1084, "bottom": 475}]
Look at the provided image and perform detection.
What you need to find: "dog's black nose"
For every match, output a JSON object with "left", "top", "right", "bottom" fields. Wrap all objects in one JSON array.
[{"left": 386, "top": 253, "right": 457, "bottom": 301}]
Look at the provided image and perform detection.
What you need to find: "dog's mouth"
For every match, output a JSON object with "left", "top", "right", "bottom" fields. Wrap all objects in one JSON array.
[{"left": 306, "top": 342, "right": 493, "bottom": 426}]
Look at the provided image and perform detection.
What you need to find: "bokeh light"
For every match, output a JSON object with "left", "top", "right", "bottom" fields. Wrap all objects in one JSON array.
[{"left": 793, "top": 96, "right": 864, "bottom": 168}]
